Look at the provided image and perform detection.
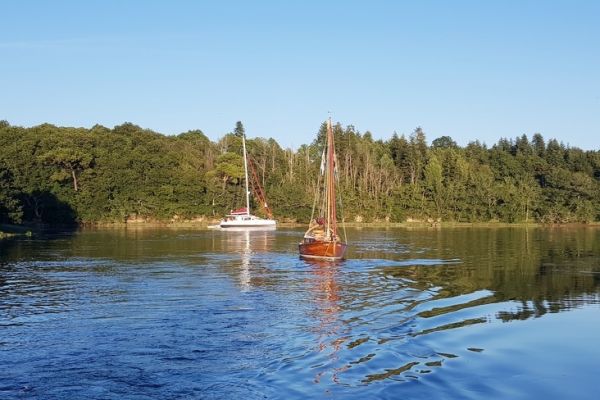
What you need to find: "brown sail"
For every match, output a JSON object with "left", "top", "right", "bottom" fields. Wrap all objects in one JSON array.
[{"left": 299, "top": 118, "right": 348, "bottom": 260}]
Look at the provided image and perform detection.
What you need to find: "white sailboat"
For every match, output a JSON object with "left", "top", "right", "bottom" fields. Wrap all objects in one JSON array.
[{"left": 219, "top": 133, "right": 277, "bottom": 229}]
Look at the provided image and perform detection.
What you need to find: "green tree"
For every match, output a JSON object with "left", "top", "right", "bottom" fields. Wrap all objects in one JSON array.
[
  {"left": 424, "top": 153, "right": 444, "bottom": 216},
  {"left": 40, "top": 148, "right": 93, "bottom": 192},
  {"left": 212, "top": 152, "right": 244, "bottom": 187},
  {"left": 432, "top": 135, "right": 458, "bottom": 149},
  {"left": 532, "top": 133, "right": 545, "bottom": 157},
  {"left": 234, "top": 121, "right": 245, "bottom": 138},
  {"left": 0, "top": 165, "right": 23, "bottom": 223},
  {"left": 408, "top": 127, "right": 428, "bottom": 185}
]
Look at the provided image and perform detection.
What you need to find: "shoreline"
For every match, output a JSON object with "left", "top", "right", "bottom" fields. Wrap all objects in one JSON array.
[
  {"left": 76, "top": 220, "right": 600, "bottom": 229},
  {"left": 0, "top": 224, "right": 33, "bottom": 239},
  {"left": 3, "top": 221, "right": 599, "bottom": 237}
]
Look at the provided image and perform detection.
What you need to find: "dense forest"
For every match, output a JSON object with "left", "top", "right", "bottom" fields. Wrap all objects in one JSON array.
[{"left": 0, "top": 119, "right": 599, "bottom": 226}]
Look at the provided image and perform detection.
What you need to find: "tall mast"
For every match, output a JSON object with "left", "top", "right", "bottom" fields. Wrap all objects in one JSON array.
[
  {"left": 326, "top": 117, "right": 337, "bottom": 239},
  {"left": 325, "top": 119, "right": 330, "bottom": 237},
  {"left": 242, "top": 133, "right": 250, "bottom": 215}
]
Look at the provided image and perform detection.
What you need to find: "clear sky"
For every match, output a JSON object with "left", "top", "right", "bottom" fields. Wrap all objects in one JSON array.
[{"left": 1, "top": 0, "right": 598, "bottom": 150}]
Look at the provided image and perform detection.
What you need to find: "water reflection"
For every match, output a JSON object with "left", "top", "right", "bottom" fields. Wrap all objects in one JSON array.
[
  {"left": 221, "top": 228, "right": 274, "bottom": 291},
  {"left": 1, "top": 227, "right": 599, "bottom": 399},
  {"left": 303, "top": 260, "right": 349, "bottom": 384},
  {"left": 240, "top": 231, "right": 251, "bottom": 290},
  {"left": 367, "top": 227, "right": 600, "bottom": 318}
]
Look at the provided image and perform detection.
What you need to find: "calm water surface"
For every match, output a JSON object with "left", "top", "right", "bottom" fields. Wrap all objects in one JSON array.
[{"left": 1, "top": 226, "right": 599, "bottom": 399}]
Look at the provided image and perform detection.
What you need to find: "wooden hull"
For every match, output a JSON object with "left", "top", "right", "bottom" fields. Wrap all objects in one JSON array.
[{"left": 299, "top": 240, "right": 347, "bottom": 260}]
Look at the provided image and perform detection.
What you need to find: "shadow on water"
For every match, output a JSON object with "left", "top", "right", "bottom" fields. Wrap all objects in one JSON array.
[{"left": 1, "top": 190, "right": 78, "bottom": 257}]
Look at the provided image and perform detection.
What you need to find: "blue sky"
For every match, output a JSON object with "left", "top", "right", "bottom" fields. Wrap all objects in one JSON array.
[{"left": 1, "top": 0, "right": 598, "bottom": 150}]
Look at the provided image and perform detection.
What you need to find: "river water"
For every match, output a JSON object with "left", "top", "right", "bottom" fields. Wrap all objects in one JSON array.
[{"left": 1, "top": 226, "right": 599, "bottom": 399}]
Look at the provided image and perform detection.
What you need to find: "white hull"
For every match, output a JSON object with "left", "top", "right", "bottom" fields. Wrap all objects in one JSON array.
[
  {"left": 219, "top": 225, "right": 276, "bottom": 232},
  {"left": 219, "top": 214, "right": 276, "bottom": 229}
]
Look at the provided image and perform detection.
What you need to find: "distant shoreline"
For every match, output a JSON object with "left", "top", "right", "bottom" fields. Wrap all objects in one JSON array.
[
  {"left": 0, "top": 224, "right": 33, "bottom": 239},
  {"left": 80, "top": 220, "right": 600, "bottom": 229},
  {"left": 3, "top": 221, "right": 598, "bottom": 238}
]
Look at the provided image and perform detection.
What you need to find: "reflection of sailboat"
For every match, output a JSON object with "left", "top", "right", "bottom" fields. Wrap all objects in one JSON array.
[
  {"left": 299, "top": 118, "right": 348, "bottom": 260},
  {"left": 306, "top": 259, "right": 349, "bottom": 384},
  {"left": 221, "top": 228, "right": 274, "bottom": 290},
  {"left": 220, "top": 133, "right": 277, "bottom": 229},
  {"left": 239, "top": 230, "right": 251, "bottom": 290}
]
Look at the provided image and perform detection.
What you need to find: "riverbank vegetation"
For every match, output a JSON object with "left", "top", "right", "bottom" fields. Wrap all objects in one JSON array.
[{"left": 0, "top": 119, "right": 598, "bottom": 226}]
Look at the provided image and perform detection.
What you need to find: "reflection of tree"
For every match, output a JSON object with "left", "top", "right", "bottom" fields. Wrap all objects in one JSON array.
[
  {"left": 305, "top": 260, "right": 350, "bottom": 385},
  {"left": 378, "top": 227, "right": 600, "bottom": 322}
]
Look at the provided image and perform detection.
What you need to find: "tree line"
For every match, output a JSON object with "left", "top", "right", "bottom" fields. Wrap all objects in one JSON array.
[{"left": 0, "top": 119, "right": 598, "bottom": 225}]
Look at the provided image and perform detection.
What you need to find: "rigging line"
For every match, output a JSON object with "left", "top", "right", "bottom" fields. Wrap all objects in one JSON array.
[
  {"left": 310, "top": 169, "right": 323, "bottom": 223},
  {"left": 320, "top": 146, "right": 328, "bottom": 219},
  {"left": 336, "top": 168, "right": 348, "bottom": 243},
  {"left": 310, "top": 148, "right": 326, "bottom": 223}
]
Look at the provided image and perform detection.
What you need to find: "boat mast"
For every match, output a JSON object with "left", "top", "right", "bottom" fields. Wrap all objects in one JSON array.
[
  {"left": 326, "top": 117, "right": 337, "bottom": 239},
  {"left": 242, "top": 133, "right": 250, "bottom": 216}
]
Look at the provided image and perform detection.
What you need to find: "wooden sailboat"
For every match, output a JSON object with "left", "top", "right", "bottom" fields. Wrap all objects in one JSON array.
[
  {"left": 220, "top": 133, "right": 277, "bottom": 229},
  {"left": 299, "top": 118, "right": 348, "bottom": 260}
]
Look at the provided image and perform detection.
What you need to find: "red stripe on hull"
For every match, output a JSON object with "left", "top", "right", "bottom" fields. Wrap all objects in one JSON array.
[{"left": 298, "top": 240, "right": 347, "bottom": 260}]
